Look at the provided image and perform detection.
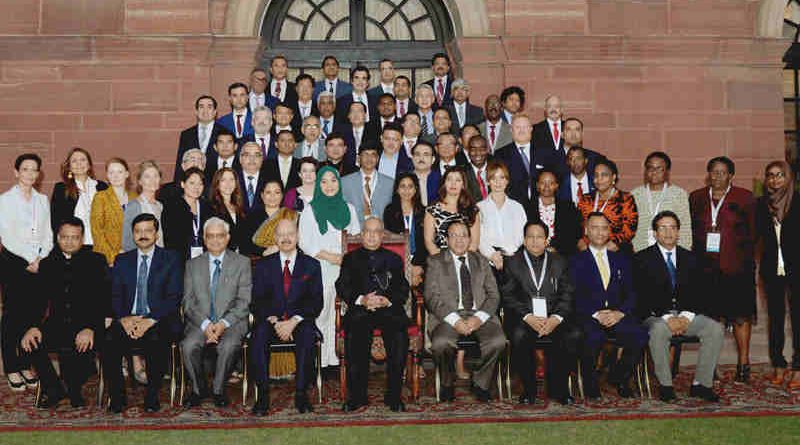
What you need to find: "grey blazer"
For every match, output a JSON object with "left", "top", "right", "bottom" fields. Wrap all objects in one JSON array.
[
  {"left": 340, "top": 170, "right": 393, "bottom": 225},
  {"left": 478, "top": 119, "right": 513, "bottom": 153},
  {"left": 293, "top": 139, "right": 327, "bottom": 162},
  {"left": 182, "top": 249, "right": 252, "bottom": 329},
  {"left": 424, "top": 249, "right": 501, "bottom": 334}
]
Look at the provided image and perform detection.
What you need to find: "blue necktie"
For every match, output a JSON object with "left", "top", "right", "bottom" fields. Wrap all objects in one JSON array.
[
  {"left": 246, "top": 176, "right": 255, "bottom": 208},
  {"left": 134, "top": 255, "right": 149, "bottom": 315},
  {"left": 406, "top": 215, "right": 416, "bottom": 256},
  {"left": 518, "top": 145, "right": 531, "bottom": 173},
  {"left": 323, "top": 119, "right": 330, "bottom": 136},
  {"left": 665, "top": 251, "right": 677, "bottom": 290},
  {"left": 210, "top": 259, "right": 221, "bottom": 322}
]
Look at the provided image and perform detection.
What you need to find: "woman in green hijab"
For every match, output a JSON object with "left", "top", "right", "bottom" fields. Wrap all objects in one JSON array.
[{"left": 299, "top": 166, "right": 361, "bottom": 367}]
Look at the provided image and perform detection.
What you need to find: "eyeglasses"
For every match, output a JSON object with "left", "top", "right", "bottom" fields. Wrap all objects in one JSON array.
[
  {"left": 447, "top": 233, "right": 470, "bottom": 239},
  {"left": 766, "top": 171, "right": 786, "bottom": 179},
  {"left": 304, "top": 124, "right": 320, "bottom": 129}
]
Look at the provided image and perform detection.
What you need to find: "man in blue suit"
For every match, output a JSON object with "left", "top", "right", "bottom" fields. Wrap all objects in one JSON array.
[
  {"left": 250, "top": 219, "right": 323, "bottom": 415},
  {"left": 217, "top": 82, "right": 254, "bottom": 141},
  {"left": 314, "top": 55, "right": 352, "bottom": 101},
  {"left": 494, "top": 113, "right": 543, "bottom": 208},
  {"left": 104, "top": 214, "right": 182, "bottom": 413},
  {"left": 570, "top": 212, "right": 648, "bottom": 399},
  {"left": 341, "top": 144, "right": 393, "bottom": 225},
  {"left": 377, "top": 123, "right": 413, "bottom": 180}
]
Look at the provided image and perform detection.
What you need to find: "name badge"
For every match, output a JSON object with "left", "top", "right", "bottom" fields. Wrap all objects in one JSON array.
[
  {"left": 647, "top": 229, "right": 656, "bottom": 247},
  {"left": 190, "top": 246, "right": 204, "bottom": 259},
  {"left": 532, "top": 297, "right": 548, "bottom": 318},
  {"left": 706, "top": 232, "right": 721, "bottom": 253}
]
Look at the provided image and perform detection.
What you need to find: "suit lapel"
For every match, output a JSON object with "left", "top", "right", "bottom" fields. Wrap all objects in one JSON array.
[{"left": 467, "top": 252, "right": 481, "bottom": 308}]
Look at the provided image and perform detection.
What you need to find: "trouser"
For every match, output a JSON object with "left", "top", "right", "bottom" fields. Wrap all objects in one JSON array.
[
  {"left": 580, "top": 317, "right": 648, "bottom": 396},
  {"left": 430, "top": 317, "right": 506, "bottom": 390},
  {"left": 27, "top": 335, "right": 94, "bottom": 398},
  {"left": 0, "top": 250, "right": 36, "bottom": 374},
  {"left": 644, "top": 315, "right": 724, "bottom": 387},
  {"left": 509, "top": 320, "right": 581, "bottom": 399},
  {"left": 765, "top": 275, "right": 800, "bottom": 369},
  {"left": 250, "top": 319, "right": 318, "bottom": 393},
  {"left": 181, "top": 320, "right": 248, "bottom": 396},
  {"left": 104, "top": 321, "right": 168, "bottom": 401}
]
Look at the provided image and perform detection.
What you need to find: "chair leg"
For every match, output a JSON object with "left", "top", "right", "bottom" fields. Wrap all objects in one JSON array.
[
  {"left": 169, "top": 344, "right": 177, "bottom": 407},
  {"left": 411, "top": 351, "right": 420, "bottom": 402},
  {"left": 496, "top": 360, "right": 503, "bottom": 401},
  {"left": 434, "top": 364, "right": 441, "bottom": 403},
  {"left": 505, "top": 346, "right": 512, "bottom": 400},
  {"left": 635, "top": 361, "right": 644, "bottom": 399},
  {"left": 339, "top": 358, "right": 347, "bottom": 402},
  {"left": 576, "top": 358, "right": 585, "bottom": 400},
  {"left": 96, "top": 356, "right": 105, "bottom": 407},
  {"left": 241, "top": 343, "right": 249, "bottom": 406},
  {"left": 178, "top": 345, "right": 186, "bottom": 406},
  {"left": 316, "top": 343, "right": 323, "bottom": 404},
  {"left": 34, "top": 381, "right": 42, "bottom": 408},
  {"left": 643, "top": 349, "right": 653, "bottom": 399}
]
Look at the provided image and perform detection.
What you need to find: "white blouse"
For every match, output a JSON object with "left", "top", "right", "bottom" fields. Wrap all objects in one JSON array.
[
  {"left": 477, "top": 195, "right": 526, "bottom": 261},
  {"left": 0, "top": 185, "right": 53, "bottom": 262}
]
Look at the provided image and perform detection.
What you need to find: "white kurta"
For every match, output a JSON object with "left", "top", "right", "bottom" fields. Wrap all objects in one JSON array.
[{"left": 298, "top": 203, "right": 361, "bottom": 367}]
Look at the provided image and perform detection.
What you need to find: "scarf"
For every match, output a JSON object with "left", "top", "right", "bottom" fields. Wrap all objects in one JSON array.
[
  {"left": 765, "top": 160, "right": 795, "bottom": 222},
  {"left": 309, "top": 166, "right": 351, "bottom": 235}
]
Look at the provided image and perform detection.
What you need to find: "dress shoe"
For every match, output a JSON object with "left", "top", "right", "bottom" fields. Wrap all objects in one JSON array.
[
  {"left": 109, "top": 394, "right": 127, "bottom": 414},
  {"left": 387, "top": 401, "right": 406, "bottom": 412},
  {"left": 659, "top": 386, "right": 677, "bottom": 403},
  {"left": 213, "top": 393, "right": 229, "bottom": 408},
  {"left": 767, "top": 368, "right": 788, "bottom": 385},
  {"left": 7, "top": 373, "right": 26, "bottom": 392},
  {"left": 252, "top": 388, "right": 269, "bottom": 416},
  {"left": 554, "top": 395, "right": 575, "bottom": 406},
  {"left": 20, "top": 370, "right": 39, "bottom": 389},
  {"left": 39, "top": 386, "right": 66, "bottom": 409},
  {"left": 439, "top": 386, "right": 455, "bottom": 402},
  {"left": 144, "top": 392, "right": 160, "bottom": 413},
  {"left": 183, "top": 392, "right": 202, "bottom": 408},
  {"left": 471, "top": 383, "right": 491, "bottom": 402},
  {"left": 295, "top": 393, "right": 313, "bottom": 413},
  {"left": 342, "top": 400, "right": 367, "bottom": 412},
  {"left": 518, "top": 393, "right": 536, "bottom": 405},
  {"left": 689, "top": 384, "right": 720, "bottom": 402},
  {"left": 735, "top": 364, "right": 751, "bottom": 383},
  {"left": 69, "top": 393, "right": 86, "bottom": 408},
  {"left": 616, "top": 382, "right": 634, "bottom": 398}
]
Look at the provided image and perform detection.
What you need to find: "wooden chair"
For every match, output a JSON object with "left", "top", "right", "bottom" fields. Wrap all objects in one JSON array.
[{"left": 641, "top": 334, "right": 702, "bottom": 399}]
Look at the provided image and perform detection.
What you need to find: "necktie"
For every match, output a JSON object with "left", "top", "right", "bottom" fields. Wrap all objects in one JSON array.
[
  {"left": 421, "top": 114, "right": 429, "bottom": 135},
  {"left": 236, "top": 114, "right": 243, "bottom": 136},
  {"left": 518, "top": 145, "right": 531, "bottom": 172},
  {"left": 476, "top": 168, "right": 487, "bottom": 199},
  {"left": 281, "top": 157, "right": 290, "bottom": 186},
  {"left": 199, "top": 125, "right": 207, "bottom": 148},
  {"left": 364, "top": 175, "right": 372, "bottom": 215},
  {"left": 665, "top": 251, "right": 677, "bottom": 290},
  {"left": 596, "top": 251, "right": 610, "bottom": 290},
  {"left": 134, "top": 254, "right": 149, "bottom": 315},
  {"left": 323, "top": 119, "right": 330, "bottom": 135},
  {"left": 222, "top": 159, "right": 229, "bottom": 169},
  {"left": 398, "top": 100, "right": 405, "bottom": 117},
  {"left": 458, "top": 256, "right": 473, "bottom": 310},
  {"left": 247, "top": 176, "right": 255, "bottom": 207},
  {"left": 489, "top": 124, "right": 496, "bottom": 149},
  {"left": 576, "top": 181, "right": 584, "bottom": 202},
  {"left": 552, "top": 122, "right": 560, "bottom": 146},
  {"left": 437, "top": 79, "right": 445, "bottom": 106},
  {"left": 274, "top": 81, "right": 282, "bottom": 98},
  {"left": 328, "top": 81, "right": 334, "bottom": 93},
  {"left": 259, "top": 137, "right": 267, "bottom": 157},
  {"left": 457, "top": 104, "right": 464, "bottom": 127},
  {"left": 283, "top": 259, "right": 291, "bottom": 319},
  {"left": 210, "top": 258, "right": 221, "bottom": 322}
]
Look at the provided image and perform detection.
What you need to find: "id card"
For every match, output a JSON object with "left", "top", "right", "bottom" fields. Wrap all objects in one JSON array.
[
  {"left": 532, "top": 297, "right": 548, "bottom": 318},
  {"left": 706, "top": 232, "right": 721, "bottom": 253},
  {"left": 190, "top": 246, "right": 204, "bottom": 259}
]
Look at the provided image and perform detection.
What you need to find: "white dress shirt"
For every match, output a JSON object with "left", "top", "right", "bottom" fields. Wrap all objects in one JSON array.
[
  {"left": 324, "top": 78, "right": 339, "bottom": 96},
  {"left": 570, "top": 173, "right": 590, "bottom": 204},
  {"left": 197, "top": 122, "right": 213, "bottom": 152},
  {"left": 402, "top": 137, "right": 417, "bottom": 157},
  {"left": 444, "top": 252, "right": 490, "bottom": 327},
  {"left": 454, "top": 101, "right": 467, "bottom": 128},
  {"left": 396, "top": 98, "right": 410, "bottom": 118},
  {"left": 657, "top": 244, "right": 696, "bottom": 322},
  {"left": 547, "top": 118, "right": 562, "bottom": 148},
  {"left": 217, "top": 155, "right": 235, "bottom": 170},
  {"left": 0, "top": 185, "right": 53, "bottom": 263},
  {"left": 380, "top": 83, "right": 393, "bottom": 94},
  {"left": 278, "top": 154, "right": 293, "bottom": 186},
  {"left": 270, "top": 79, "right": 287, "bottom": 101},
  {"left": 297, "top": 100, "right": 313, "bottom": 120},
  {"left": 477, "top": 196, "right": 526, "bottom": 260},
  {"left": 249, "top": 92, "right": 268, "bottom": 111},
  {"left": 439, "top": 158, "right": 456, "bottom": 176}
]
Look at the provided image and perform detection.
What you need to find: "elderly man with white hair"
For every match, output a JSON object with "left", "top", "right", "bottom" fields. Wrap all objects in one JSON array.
[
  {"left": 241, "top": 105, "right": 276, "bottom": 159},
  {"left": 181, "top": 217, "right": 252, "bottom": 409},
  {"left": 446, "top": 79, "right": 485, "bottom": 129}
]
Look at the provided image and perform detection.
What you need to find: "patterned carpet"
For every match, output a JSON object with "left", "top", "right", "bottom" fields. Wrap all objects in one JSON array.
[{"left": 2, "top": 363, "right": 799, "bottom": 431}]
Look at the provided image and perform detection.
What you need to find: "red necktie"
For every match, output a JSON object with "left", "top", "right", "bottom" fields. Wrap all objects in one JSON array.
[
  {"left": 476, "top": 168, "right": 487, "bottom": 199},
  {"left": 489, "top": 124, "right": 496, "bottom": 148},
  {"left": 274, "top": 81, "right": 282, "bottom": 98},
  {"left": 399, "top": 100, "right": 406, "bottom": 117},
  {"left": 236, "top": 114, "right": 243, "bottom": 135},
  {"left": 436, "top": 79, "right": 444, "bottom": 106},
  {"left": 282, "top": 259, "right": 291, "bottom": 319},
  {"left": 259, "top": 137, "right": 267, "bottom": 157},
  {"left": 577, "top": 182, "right": 584, "bottom": 202},
  {"left": 552, "top": 122, "right": 559, "bottom": 145}
]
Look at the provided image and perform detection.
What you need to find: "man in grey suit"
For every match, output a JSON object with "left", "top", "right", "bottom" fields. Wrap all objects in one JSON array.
[
  {"left": 293, "top": 115, "right": 326, "bottom": 162},
  {"left": 341, "top": 143, "right": 393, "bottom": 225},
  {"left": 424, "top": 222, "right": 507, "bottom": 402},
  {"left": 181, "top": 217, "right": 252, "bottom": 408},
  {"left": 478, "top": 95, "right": 513, "bottom": 155}
]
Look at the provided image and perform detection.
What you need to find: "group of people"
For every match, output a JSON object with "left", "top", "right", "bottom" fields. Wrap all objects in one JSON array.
[{"left": 0, "top": 51, "right": 797, "bottom": 416}]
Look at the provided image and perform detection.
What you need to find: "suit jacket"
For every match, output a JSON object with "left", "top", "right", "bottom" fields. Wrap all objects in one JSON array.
[
  {"left": 161, "top": 197, "right": 212, "bottom": 259},
  {"left": 340, "top": 123, "right": 379, "bottom": 166},
  {"left": 494, "top": 142, "right": 542, "bottom": 207},
  {"left": 756, "top": 192, "right": 800, "bottom": 278},
  {"left": 446, "top": 101, "right": 485, "bottom": 129},
  {"left": 341, "top": 170, "right": 393, "bottom": 224},
  {"left": 262, "top": 156, "right": 302, "bottom": 191},
  {"left": 320, "top": 159, "right": 359, "bottom": 178},
  {"left": 478, "top": 120, "right": 513, "bottom": 154},
  {"left": 463, "top": 164, "right": 486, "bottom": 203},
  {"left": 240, "top": 133, "right": 278, "bottom": 160},
  {"left": 527, "top": 198, "right": 583, "bottom": 256},
  {"left": 50, "top": 180, "right": 109, "bottom": 234},
  {"left": 367, "top": 116, "right": 398, "bottom": 138},
  {"left": 217, "top": 110, "right": 254, "bottom": 140},
  {"left": 237, "top": 169, "right": 269, "bottom": 215},
  {"left": 532, "top": 119, "right": 565, "bottom": 160},
  {"left": 557, "top": 171, "right": 595, "bottom": 204},
  {"left": 634, "top": 244, "right": 704, "bottom": 319},
  {"left": 378, "top": 149, "right": 414, "bottom": 179},
  {"left": 501, "top": 250, "right": 574, "bottom": 327},
  {"left": 336, "top": 94, "right": 378, "bottom": 123},
  {"left": 314, "top": 79, "right": 352, "bottom": 100},
  {"left": 270, "top": 80, "right": 298, "bottom": 110},
  {"left": 423, "top": 77, "right": 453, "bottom": 108},
  {"left": 182, "top": 249, "right": 252, "bottom": 329},
  {"left": 293, "top": 139, "right": 327, "bottom": 162},
  {"left": 252, "top": 251, "right": 323, "bottom": 325},
  {"left": 111, "top": 246, "right": 181, "bottom": 322},
  {"left": 421, "top": 170, "right": 442, "bottom": 206},
  {"left": 424, "top": 250, "right": 500, "bottom": 334},
  {"left": 175, "top": 123, "right": 225, "bottom": 180},
  {"left": 335, "top": 246, "right": 410, "bottom": 326},
  {"left": 367, "top": 84, "right": 393, "bottom": 100},
  {"left": 290, "top": 101, "right": 319, "bottom": 132},
  {"left": 569, "top": 249, "right": 637, "bottom": 322},
  {"left": 204, "top": 155, "right": 241, "bottom": 186},
  {"left": 395, "top": 98, "right": 418, "bottom": 118}
]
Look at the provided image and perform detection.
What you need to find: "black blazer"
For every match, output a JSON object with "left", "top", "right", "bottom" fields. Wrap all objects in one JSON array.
[
  {"left": 50, "top": 180, "right": 109, "bottom": 234},
  {"left": 237, "top": 169, "right": 269, "bottom": 215},
  {"left": 423, "top": 77, "right": 453, "bottom": 108},
  {"left": 175, "top": 123, "right": 224, "bottom": 181},
  {"left": 527, "top": 198, "right": 583, "bottom": 256},
  {"left": 501, "top": 250, "right": 574, "bottom": 327},
  {"left": 633, "top": 244, "right": 704, "bottom": 319},
  {"left": 212, "top": 208, "right": 244, "bottom": 253},
  {"left": 204, "top": 156, "right": 241, "bottom": 186},
  {"left": 290, "top": 101, "right": 320, "bottom": 131},
  {"left": 335, "top": 94, "right": 378, "bottom": 124},
  {"left": 262, "top": 157, "right": 302, "bottom": 192},
  {"left": 161, "top": 197, "right": 212, "bottom": 259},
  {"left": 493, "top": 142, "right": 541, "bottom": 207},
  {"left": 340, "top": 123, "right": 379, "bottom": 166},
  {"left": 320, "top": 159, "right": 359, "bottom": 178},
  {"left": 383, "top": 203, "right": 428, "bottom": 267},
  {"left": 532, "top": 119, "right": 564, "bottom": 156},
  {"left": 756, "top": 192, "right": 800, "bottom": 279}
]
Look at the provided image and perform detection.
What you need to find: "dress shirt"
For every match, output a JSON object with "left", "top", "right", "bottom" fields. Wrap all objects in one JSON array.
[
  {"left": 271, "top": 79, "right": 287, "bottom": 101},
  {"left": 396, "top": 98, "right": 410, "bottom": 118},
  {"left": 522, "top": 251, "right": 564, "bottom": 323},
  {"left": 477, "top": 196, "right": 526, "bottom": 260},
  {"left": 276, "top": 125, "right": 292, "bottom": 134},
  {"left": 547, "top": 118, "right": 561, "bottom": 146},
  {"left": 454, "top": 101, "right": 467, "bottom": 127},
  {"left": 301, "top": 140, "right": 320, "bottom": 159},
  {"left": 279, "top": 250, "right": 304, "bottom": 322},
  {"left": 486, "top": 120, "right": 502, "bottom": 152},
  {"left": 352, "top": 92, "right": 370, "bottom": 121},
  {"left": 297, "top": 100, "right": 313, "bottom": 120},
  {"left": 439, "top": 158, "right": 456, "bottom": 176},
  {"left": 571, "top": 173, "right": 590, "bottom": 204},
  {"left": 249, "top": 92, "right": 268, "bottom": 112},
  {"left": 656, "top": 244, "right": 695, "bottom": 322},
  {"left": 201, "top": 251, "right": 230, "bottom": 331},
  {"left": 380, "top": 83, "right": 393, "bottom": 95},
  {"left": 402, "top": 137, "right": 417, "bottom": 157},
  {"left": 0, "top": 185, "right": 53, "bottom": 262},
  {"left": 218, "top": 155, "right": 235, "bottom": 170},
  {"left": 503, "top": 110, "right": 514, "bottom": 124},
  {"left": 324, "top": 78, "right": 339, "bottom": 96},
  {"left": 244, "top": 170, "right": 260, "bottom": 189},
  {"left": 444, "top": 252, "right": 490, "bottom": 327},
  {"left": 74, "top": 177, "right": 99, "bottom": 245},
  {"left": 433, "top": 75, "right": 448, "bottom": 101},
  {"left": 197, "top": 122, "right": 213, "bottom": 152},
  {"left": 134, "top": 248, "right": 154, "bottom": 317},
  {"left": 378, "top": 152, "right": 399, "bottom": 179},
  {"left": 278, "top": 154, "right": 293, "bottom": 185},
  {"left": 380, "top": 116, "right": 394, "bottom": 130}
]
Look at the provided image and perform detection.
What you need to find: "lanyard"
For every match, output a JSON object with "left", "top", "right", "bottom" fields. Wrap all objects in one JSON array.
[
  {"left": 524, "top": 251, "right": 548, "bottom": 296},
  {"left": 403, "top": 212, "right": 413, "bottom": 231},
  {"left": 645, "top": 182, "right": 668, "bottom": 216},
  {"left": 709, "top": 186, "right": 731, "bottom": 229},
  {"left": 191, "top": 210, "right": 200, "bottom": 244},
  {"left": 593, "top": 188, "right": 617, "bottom": 213}
]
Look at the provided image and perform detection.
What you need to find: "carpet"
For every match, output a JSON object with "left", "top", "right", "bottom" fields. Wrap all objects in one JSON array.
[{"left": 2, "top": 363, "right": 799, "bottom": 431}]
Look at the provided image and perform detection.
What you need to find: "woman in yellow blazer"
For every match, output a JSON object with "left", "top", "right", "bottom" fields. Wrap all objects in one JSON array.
[{"left": 91, "top": 158, "right": 136, "bottom": 266}]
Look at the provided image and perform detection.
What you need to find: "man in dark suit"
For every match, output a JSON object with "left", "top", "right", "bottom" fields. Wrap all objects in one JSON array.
[
  {"left": 494, "top": 113, "right": 541, "bottom": 208},
  {"left": 205, "top": 131, "right": 239, "bottom": 185},
  {"left": 217, "top": 82, "right": 254, "bottom": 141},
  {"left": 175, "top": 95, "right": 223, "bottom": 181},
  {"left": 377, "top": 123, "right": 413, "bottom": 179},
  {"left": 478, "top": 95, "right": 513, "bottom": 155},
  {"left": 558, "top": 145, "right": 595, "bottom": 205},
  {"left": 314, "top": 55, "right": 352, "bottom": 100},
  {"left": 368, "top": 58, "right": 396, "bottom": 100},
  {"left": 105, "top": 214, "right": 182, "bottom": 413},
  {"left": 336, "top": 66, "right": 377, "bottom": 123},
  {"left": 367, "top": 93, "right": 398, "bottom": 137},
  {"left": 336, "top": 217, "right": 410, "bottom": 412},
  {"left": 237, "top": 141, "right": 268, "bottom": 215},
  {"left": 570, "top": 212, "right": 648, "bottom": 399},
  {"left": 393, "top": 75, "right": 417, "bottom": 119},
  {"left": 263, "top": 130, "right": 302, "bottom": 191},
  {"left": 291, "top": 73, "right": 318, "bottom": 131},
  {"left": 248, "top": 67, "right": 278, "bottom": 112},
  {"left": 502, "top": 221, "right": 581, "bottom": 405},
  {"left": 446, "top": 79, "right": 484, "bottom": 130},
  {"left": 464, "top": 135, "right": 490, "bottom": 202},
  {"left": 181, "top": 217, "right": 252, "bottom": 408},
  {"left": 21, "top": 218, "right": 109, "bottom": 408},
  {"left": 273, "top": 102, "right": 302, "bottom": 142},
  {"left": 268, "top": 55, "right": 298, "bottom": 110},
  {"left": 341, "top": 101, "right": 379, "bottom": 166},
  {"left": 424, "top": 222, "right": 507, "bottom": 402},
  {"left": 532, "top": 95, "right": 564, "bottom": 166},
  {"left": 320, "top": 132, "right": 358, "bottom": 178},
  {"left": 423, "top": 52, "right": 453, "bottom": 108},
  {"left": 634, "top": 211, "right": 723, "bottom": 402},
  {"left": 240, "top": 106, "right": 276, "bottom": 160},
  {"left": 250, "top": 218, "right": 323, "bottom": 415}
]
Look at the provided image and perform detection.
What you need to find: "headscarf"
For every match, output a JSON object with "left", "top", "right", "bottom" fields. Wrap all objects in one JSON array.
[
  {"left": 309, "top": 166, "right": 351, "bottom": 234},
  {"left": 765, "top": 160, "right": 795, "bottom": 223}
]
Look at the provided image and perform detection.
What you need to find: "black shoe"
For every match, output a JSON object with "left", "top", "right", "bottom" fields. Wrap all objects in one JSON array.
[
  {"left": 342, "top": 400, "right": 367, "bottom": 412},
  {"left": 689, "top": 384, "right": 720, "bottom": 402},
  {"left": 252, "top": 387, "right": 269, "bottom": 416},
  {"left": 735, "top": 364, "right": 751, "bottom": 383},
  {"left": 69, "top": 393, "right": 86, "bottom": 408},
  {"left": 439, "top": 386, "right": 455, "bottom": 402},
  {"left": 213, "top": 392, "right": 229, "bottom": 408},
  {"left": 616, "top": 382, "right": 634, "bottom": 398},
  {"left": 387, "top": 400, "right": 405, "bottom": 412},
  {"left": 555, "top": 395, "right": 575, "bottom": 406},
  {"left": 471, "top": 383, "right": 491, "bottom": 402},
  {"left": 39, "top": 386, "right": 66, "bottom": 409},
  {"left": 659, "top": 386, "right": 677, "bottom": 403},
  {"left": 518, "top": 393, "right": 535, "bottom": 405},
  {"left": 183, "top": 392, "right": 202, "bottom": 409},
  {"left": 144, "top": 391, "right": 160, "bottom": 413},
  {"left": 295, "top": 393, "right": 312, "bottom": 413},
  {"left": 109, "top": 394, "right": 127, "bottom": 413}
]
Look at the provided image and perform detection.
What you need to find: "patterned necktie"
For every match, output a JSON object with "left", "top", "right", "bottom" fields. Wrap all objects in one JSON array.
[
  {"left": 283, "top": 259, "right": 291, "bottom": 320},
  {"left": 489, "top": 124, "right": 496, "bottom": 149},
  {"left": 364, "top": 175, "right": 372, "bottom": 216},
  {"left": 236, "top": 114, "right": 243, "bottom": 136},
  {"left": 476, "top": 168, "right": 487, "bottom": 199},
  {"left": 596, "top": 251, "right": 610, "bottom": 290},
  {"left": 259, "top": 137, "right": 267, "bottom": 157},
  {"left": 552, "top": 122, "right": 560, "bottom": 146},
  {"left": 199, "top": 125, "right": 207, "bottom": 148},
  {"left": 274, "top": 81, "right": 282, "bottom": 98},
  {"left": 437, "top": 79, "right": 445, "bottom": 106},
  {"left": 210, "top": 258, "right": 221, "bottom": 322},
  {"left": 247, "top": 176, "right": 255, "bottom": 207},
  {"left": 665, "top": 251, "right": 677, "bottom": 290},
  {"left": 421, "top": 114, "right": 429, "bottom": 135},
  {"left": 458, "top": 256, "right": 473, "bottom": 310},
  {"left": 576, "top": 181, "right": 584, "bottom": 203},
  {"left": 398, "top": 100, "right": 406, "bottom": 117},
  {"left": 323, "top": 119, "right": 330, "bottom": 136},
  {"left": 134, "top": 255, "right": 149, "bottom": 315}
]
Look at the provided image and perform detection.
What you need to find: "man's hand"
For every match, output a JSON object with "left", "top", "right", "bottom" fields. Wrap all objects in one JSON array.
[
  {"left": 525, "top": 315, "right": 546, "bottom": 335},
  {"left": 75, "top": 328, "right": 94, "bottom": 353},
  {"left": 465, "top": 316, "right": 482, "bottom": 333},
  {"left": 597, "top": 310, "right": 624, "bottom": 328},
  {"left": 491, "top": 252, "right": 504, "bottom": 271},
  {"left": 275, "top": 318, "right": 299, "bottom": 341},
  {"left": 26, "top": 257, "right": 41, "bottom": 274},
  {"left": 267, "top": 316, "right": 279, "bottom": 325},
  {"left": 667, "top": 316, "right": 689, "bottom": 335},
  {"left": 213, "top": 322, "right": 227, "bottom": 339},
  {"left": 539, "top": 316, "right": 562, "bottom": 336},
  {"left": 131, "top": 317, "right": 156, "bottom": 339},
  {"left": 453, "top": 319, "right": 471, "bottom": 336},
  {"left": 21, "top": 327, "right": 42, "bottom": 353},
  {"left": 204, "top": 323, "right": 219, "bottom": 344},
  {"left": 577, "top": 239, "right": 588, "bottom": 251},
  {"left": 411, "top": 265, "right": 424, "bottom": 287},
  {"left": 120, "top": 316, "right": 140, "bottom": 338}
]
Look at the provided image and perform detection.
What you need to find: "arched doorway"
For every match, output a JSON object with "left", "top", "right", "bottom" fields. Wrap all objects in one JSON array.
[{"left": 257, "top": 0, "right": 456, "bottom": 87}]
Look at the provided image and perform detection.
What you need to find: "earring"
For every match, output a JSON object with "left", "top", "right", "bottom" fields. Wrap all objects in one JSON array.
[{"left": 67, "top": 171, "right": 73, "bottom": 179}]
